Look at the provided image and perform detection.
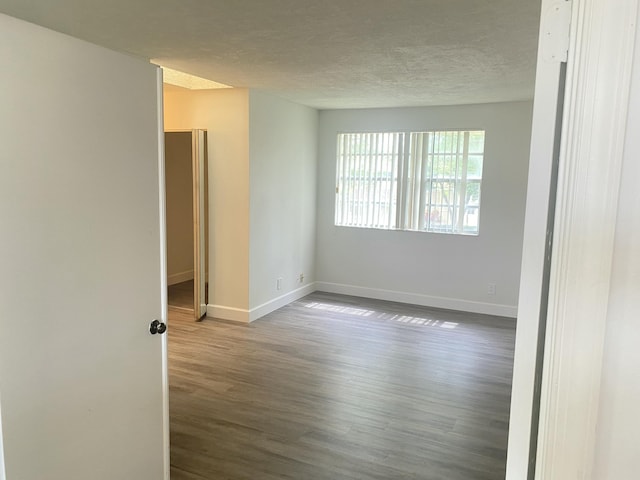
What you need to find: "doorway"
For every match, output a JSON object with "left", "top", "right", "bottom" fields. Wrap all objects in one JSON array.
[{"left": 165, "top": 130, "right": 208, "bottom": 320}]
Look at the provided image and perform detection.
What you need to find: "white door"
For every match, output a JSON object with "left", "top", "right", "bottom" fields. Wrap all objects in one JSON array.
[{"left": 0, "top": 14, "right": 168, "bottom": 480}]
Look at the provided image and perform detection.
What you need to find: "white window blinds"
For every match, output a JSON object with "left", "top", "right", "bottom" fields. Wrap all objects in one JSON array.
[{"left": 335, "top": 130, "right": 484, "bottom": 235}]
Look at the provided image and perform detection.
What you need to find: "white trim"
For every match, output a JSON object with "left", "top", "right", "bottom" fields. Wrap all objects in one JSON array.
[
  {"left": 506, "top": 0, "right": 568, "bottom": 475},
  {"left": 193, "top": 129, "right": 207, "bottom": 319},
  {"left": 207, "top": 281, "right": 514, "bottom": 323},
  {"left": 316, "top": 282, "right": 517, "bottom": 318},
  {"left": 249, "top": 283, "right": 317, "bottom": 322},
  {"left": 535, "top": 0, "right": 639, "bottom": 478},
  {"left": 167, "top": 269, "right": 194, "bottom": 286},
  {"left": 206, "top": 304, "right": 251, "bottom": 323},
  {"left": 156, "top": 67, "right": 171, "bottom": 480},
  {"left": 0, "top": 392, "right": 5, "bottom": 480},
  {"left": 206, "top": 283, "right": 318, "bottom": 323}
]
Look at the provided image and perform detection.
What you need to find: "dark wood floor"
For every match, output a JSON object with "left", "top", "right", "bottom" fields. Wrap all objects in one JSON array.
[{"left": 168, "top": 292, "right": 516, "bottom": 480}]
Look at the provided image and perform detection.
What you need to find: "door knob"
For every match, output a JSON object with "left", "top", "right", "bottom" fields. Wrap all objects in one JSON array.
[{"left": 150, "top": 319, "right": 167, "bottom": 335}]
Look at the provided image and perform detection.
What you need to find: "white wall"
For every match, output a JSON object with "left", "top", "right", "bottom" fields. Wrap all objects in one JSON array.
[
  {"left": 316, "top": 102, "right": 532, "bottom": 317},
  {"left": 165, "top": 131, "right": 194, "bottom": 284},
  {"left": 164, "top": 88, "right": 250, "bottom": 312},
  {"left": 248, "top": 91, "right": 318, "bottom": 318},
  {"left": 592, "top": 12, "right": 640, "bottom": 476},
  {"left": 164, "top": 89, "right": 318, "bottom": 322}
]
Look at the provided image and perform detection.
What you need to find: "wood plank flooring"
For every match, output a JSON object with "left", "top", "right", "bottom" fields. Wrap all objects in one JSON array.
[
  {"left": 168, "top": 280, "right": 194, "bottom": 311},
  {"left": 168, "top": 292, "right": 516, "bottom": 480}
]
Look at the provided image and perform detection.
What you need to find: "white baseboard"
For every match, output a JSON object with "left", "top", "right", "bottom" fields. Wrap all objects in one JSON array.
[
  {"left": 206, "top": 304, "right": 250, "bottom": 323},
  {"left": 206, "top": 283, "right": 317, "bottom": 323},
  {"left": 206, "top": 281, "right": 517, "bottom": 322},
  {"left": 315, "top": 282, "right": 517, "bottom": 318},
  {"left": 167, "top": 270, "right": 194, "bottom": 286},
  {"left": 249, "top": 283, "right": 317, "bottom": 322}
]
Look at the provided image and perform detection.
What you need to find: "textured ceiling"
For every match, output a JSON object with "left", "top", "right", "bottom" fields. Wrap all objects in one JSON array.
[{"left": 0, "top": 0, "right": 541, "bottom": 109}]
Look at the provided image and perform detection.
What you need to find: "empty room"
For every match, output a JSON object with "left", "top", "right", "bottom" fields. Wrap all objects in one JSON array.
[
  {"left": 162, "top": 84, "right": 532, "bottom": 480},
  {"left": 159, "top": 1, "right": 536, "bottom": 477},
  {"left": 2, "top": 1, "right": 639, "bottom": 480}
]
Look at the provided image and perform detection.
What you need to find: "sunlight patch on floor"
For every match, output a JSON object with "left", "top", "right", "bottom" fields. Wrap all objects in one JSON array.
[{"left": 305, "top": 302, "right": 458, "bottom": 329}]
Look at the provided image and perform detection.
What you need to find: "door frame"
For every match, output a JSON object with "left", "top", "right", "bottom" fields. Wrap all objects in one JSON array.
[
  {"left": 192, "top": 130, "right": 208, "bottom": 320},
  {"left": 507, "top": 0, "right": 639, "bottom": 478},
  {"left": 156, "top": 70, "right": 171, "bottom": 480},
  {"left": 164, "top": 128, "right": 208, "bottom": 320},
  {"left": 0, "top": 393, "right": 5, "bottom": 480}
]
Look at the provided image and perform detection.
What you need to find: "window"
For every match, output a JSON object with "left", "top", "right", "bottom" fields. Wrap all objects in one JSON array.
[{"left": 335, "top": 130, "right": 485, "bottom": 235}]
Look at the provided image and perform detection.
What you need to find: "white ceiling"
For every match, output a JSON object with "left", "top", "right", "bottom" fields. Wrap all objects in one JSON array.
[{"left": 0, "top": 0, "right": 541, "bottom": 109}]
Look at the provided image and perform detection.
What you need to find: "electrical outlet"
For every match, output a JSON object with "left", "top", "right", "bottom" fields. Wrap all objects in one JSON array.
[
  {"left": 276, "top": 277, "right": 283, "bottom": 290},
  {"left": 298, "top": 273, "right": 304, "bottom": 284},
  {"left": 488, "top": 283, "right": 496, "bottom": 295}
]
